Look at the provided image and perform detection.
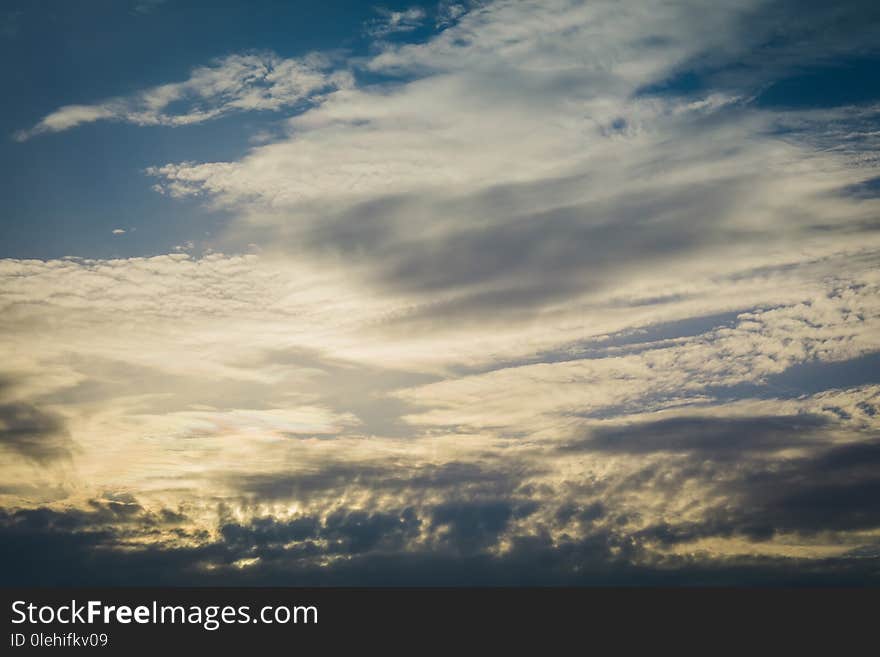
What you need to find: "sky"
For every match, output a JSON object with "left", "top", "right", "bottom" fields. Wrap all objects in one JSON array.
[{"left": 1, "top": 0, "right": 880, "bottom": 585}]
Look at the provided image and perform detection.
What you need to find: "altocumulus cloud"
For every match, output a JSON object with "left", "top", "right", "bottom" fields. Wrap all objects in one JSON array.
[{"left": 2, "top": 0, "right": 880, "bottom": 585}]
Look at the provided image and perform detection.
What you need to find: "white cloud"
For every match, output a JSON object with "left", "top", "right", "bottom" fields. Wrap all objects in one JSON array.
[
  {"left": 14, "top": 52, "right": 350, "bottom": 141},
  {"left": 435, "top": 2, "right": 467, "bottom": 29},
  {"left": 139, "top": 3, "right": 879, "bottom": 347},
  {"left": 366, "top": 7, "right": 427, "bottom": 37},
  {"left": 397, "top": 265, "right": 880, "bottom": 435}
]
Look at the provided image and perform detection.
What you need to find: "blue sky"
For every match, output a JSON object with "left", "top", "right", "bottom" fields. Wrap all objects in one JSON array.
[
  {"left": 1, "top": 0, "right": 431, "bottom": 258},
  {"left": 4, "top": 1, "right": 880, "bottom": 258},
  {"left": 2, "top": 0, "right": 880, "bottom": 585}
]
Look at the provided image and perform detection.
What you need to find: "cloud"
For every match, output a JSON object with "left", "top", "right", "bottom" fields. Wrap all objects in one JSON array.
[
  {"left": 132, "top": 0, "right": 168, "bottom": 15},
  {"left": 366, "top": 7, "right": 427, "bottom": 37},
  {"left": 3, "top": 427, "right": 880, "bottom": 585},
  {"left": 633, "top": 439, "right": 880, "bottom": 546},
  {"left": 561, "top": 415, "right": 832, "bottom": 456},
  {"left": 139, "top": 2, "right": 880, "bottom": 341},
  {"left": 435, "top": 2, "right": 467, "bottom": 29},
  {"left": 0, "top": 400, "right": 72, "bottom": 463},
  {"left": 14, "top": 51, "right": 350, "bottom": 141},
  {"left": 5, "top": 0, "right": 880, "bottom": 584}
]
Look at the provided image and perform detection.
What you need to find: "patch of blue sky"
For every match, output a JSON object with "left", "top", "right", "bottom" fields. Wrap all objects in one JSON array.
[
  {"left": 755, "top": 56, "right": 880, "bottom": 109},
  {"left": 0, "top": 0, "right": 432, "bottom": 259}
]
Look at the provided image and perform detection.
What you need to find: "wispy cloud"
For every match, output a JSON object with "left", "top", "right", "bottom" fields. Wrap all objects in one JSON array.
[
  {"left": 14, "top": 51, "right": 350, "bottom": 141},
  {"left": 365, "top": 6, "right": 427, "bottom": 37},
  {"left": 132, "top": 0, "right": 168, "bottom": 15},
  {"left": 435, "top": 1, "right": 467, "bottom": 29}
]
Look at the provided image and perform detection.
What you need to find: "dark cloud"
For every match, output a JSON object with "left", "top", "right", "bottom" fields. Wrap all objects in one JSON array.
[
  {"left": 226, "top": 459, "right": 530, "bottom": 502},
  {"left": 548, "top": 413, "right": 880, "bottom": 548},
  {"left": 1, "top": 499, "right": 187, "bottom": 534},
  {"left": 0, "top": 401, "right": 72, "bottom": 463},
  {"left": 632, "top": 439, "right": 880, "bottom": 546},
  {"left": 4, "top": 405, "right": 878, "bottom": 586},
  {"left": 228, "top": 463, "right": 396, "bottom": 501},
  {"left": 717, "top": 440, "right": 880, "bottom": 535},
  {"left": 220, "top": 515, "right": 320, "bottom": 548},
  {"left": 323, "top": 507, "right": 421, "bottom": 554},
  {"left": 555, "top": 501, "right": 607, "bottom": 526},
  {"left": 1, "top": 500, "right": 878, "bottom": 586},
  {"left": 563, "top": 415, "right": 832, "bottom": 456},
  {"left": 379, "top": 180, "right": 750, "bottom": 323},
  {"left": 275, "top": 168, "right": 764, "bottom": 328},
  {"left": 219, "top": 508, "right": 421, "bottom": 558},
  {"left": 385, "top": 183, "right": 736, "bottom": 291},
  {"left": 0, "top": 500, "right": 201, "bottom": 585},
  {"left": 430, "top": 500, "right": 535, "bottom": 555},
  {"left": 3, "top": 425, "right": 880, "bottom": 585}
]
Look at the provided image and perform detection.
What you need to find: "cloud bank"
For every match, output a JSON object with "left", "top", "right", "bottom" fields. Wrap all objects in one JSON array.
[{"left": 3, "top": 0, "right": 880, "bottom": 584}]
